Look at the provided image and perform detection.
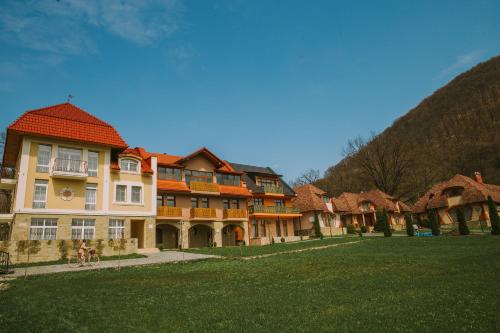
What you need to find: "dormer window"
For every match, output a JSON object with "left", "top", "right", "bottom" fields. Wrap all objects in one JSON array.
[
  {"left": 120, "top": 158, "right": 139, "bottom": 173},
  {"left": 442, "top": 187, "right": 464, "bottom": 198},
  {"left": 322, "top": 196, "right": 330, "bottom": 203},
  {"left": 361, "top": 201, "right": 371, "bottom": 212}
]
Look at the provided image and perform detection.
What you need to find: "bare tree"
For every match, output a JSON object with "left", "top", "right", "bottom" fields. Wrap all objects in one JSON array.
[
  {"left": 290, "top": 169, "right": 321, "bottom": 188},
  {"left": 343, "top": 133, "right": 411, "bottom": 196}
]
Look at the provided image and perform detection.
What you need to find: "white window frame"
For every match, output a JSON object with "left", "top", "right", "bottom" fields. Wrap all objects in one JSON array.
[
  {"left": 30, "top": 218, "right": 57, "bottom": 240},
  {"left": 88, "top": 151, "right": 99, "bottom": 177},
  {"left": 33, "top": 179, "right": 48, "bottom": 209},
  {"left": 131, "top": 186, "right": 142, "bottom": 204},
  {"left": 119, "top": 158, "right": 140, "bottom": 174},
  {"left": 85, "top": 183, "right": 97, "bottom": 211},
  {"left": 113, "top": 182, "right": 144, "bottom": 205},
  {"left": 36, "top": 144, "right": 52, "bottom": 173},
  {"left": 108, "top": 219, "right": 125, "bottom": 239},
  {"left": 71, "top": 219, "right": 96, "bottom": 240}
]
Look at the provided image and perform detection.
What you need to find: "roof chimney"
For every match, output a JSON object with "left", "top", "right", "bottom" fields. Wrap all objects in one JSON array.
[{"left": 474, "top": 172, "right": 483, "bottom": 184}]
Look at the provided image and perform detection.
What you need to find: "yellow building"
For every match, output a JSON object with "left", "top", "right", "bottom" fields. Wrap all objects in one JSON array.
[{"left": 0, "top": 103, "right": 157, "bottom": 262}]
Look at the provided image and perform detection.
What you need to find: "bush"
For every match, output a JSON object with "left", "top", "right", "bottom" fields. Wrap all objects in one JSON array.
[
  {"left": 360, "top": 225, "right": 368, "bottom": 233},
  {"left": 382, "top": 209, "right": 392, "bottom": 237},
  {"left": 374, "top": 209, "right": 385, "bottom": 232},
  {"left": 405, "top": 213, "right": 414, "bottom": 237},
  {"left": 429, "top": 209, "right": 441, "bottom": 236},
  {"left": 487, "top": 196, "right": 500, "bottom": 235},
  {"left": 346, "top": 224, "right": 356, "bottom": 234},
  {"left": 313, "top": 213, "right": 323, "bottom": 239},
  {"left": 457, "top": 208, "right": 470, "bottom": 235}
]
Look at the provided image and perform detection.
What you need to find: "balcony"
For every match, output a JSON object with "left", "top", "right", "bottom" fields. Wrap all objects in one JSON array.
[
  {"left": 191, "top": 207, "right": 217, "bottom": 219},
  {"left": 260, "top": 184, "right": 284, "bottom": 195},
  {"left": 223, "top": 208, "right": 247, "bottom": 220},
  {"left": 50, "top": 158, "right": 88, "bottom": 179},
  {"left": 249, "top": 205, "right": 301, "bottom": 215},
  {"left": 0, "top": 191, "right": 13, "bottom": 222},
  {"left": 0, "top": 167, "right": 17, "bottom": 189},
  {"left": 157, "top": 206, "right": 183, "bottom": 218},
  {"left": 189, "top": 181, "right": 220, "bottom": 194}
]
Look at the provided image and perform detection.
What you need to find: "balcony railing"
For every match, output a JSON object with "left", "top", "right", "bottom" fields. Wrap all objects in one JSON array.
[
  {"left": 223, "top": 208, "right": 247, "bottom": 219},
  {"left": 249, "top": 205, "right": 300, "bottom": 215},
  {"left": 157, "top": 206, "right": 183, "bottom": 218},
  {"left": 189, "top": 181, "right": 220, "bottom": 193},
  {"left": 0, "top": 167, "right": 16, "bottom": 179},
  {"left": 191, "top": 207, "right": 217, "bottom": 219},
  {"left": 0, "top": 191, "right": 13, "bottom": 214},
  {"left": 260, "top": 184, "right": 284, "bottom": 194},
  {"left": 52, "top": 158, "right": 88, "bottom": 176}
]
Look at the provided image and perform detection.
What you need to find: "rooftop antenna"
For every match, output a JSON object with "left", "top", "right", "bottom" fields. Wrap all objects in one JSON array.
[{"left": 66, "top": 94, "right": 74, "bottom": 103}]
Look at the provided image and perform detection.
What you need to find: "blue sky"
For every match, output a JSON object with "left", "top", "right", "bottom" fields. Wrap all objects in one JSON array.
[{"left": 1, "top": 0, "right": 499, "bottom": 181}]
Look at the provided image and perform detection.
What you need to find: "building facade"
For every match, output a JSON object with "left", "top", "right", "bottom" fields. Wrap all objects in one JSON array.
[
  {"left": 292, "top": 184, "right": 343, "bottom": 237},
  {"left": 230, "top": 163, "right": 302, "bottom": 245},
  {"left": 412, "top": 173, "right": 500, "bottom": 226}
]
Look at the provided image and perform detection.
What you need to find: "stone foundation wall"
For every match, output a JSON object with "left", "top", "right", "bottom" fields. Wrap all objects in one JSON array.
[{"left": 0, "top": 238, "right": 138, "bottom": 264}]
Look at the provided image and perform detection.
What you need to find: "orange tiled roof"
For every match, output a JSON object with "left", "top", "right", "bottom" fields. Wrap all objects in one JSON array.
[
  {"left": 157, "top": 179, "right": 190, "bottom": 192},
  {"left": 8, "top": 103, "right": 127, "bottom": 148},
  {"left": 292, "top": 184, "right": 329, "bottom": 212},
  {"left": 413, "top": 174, "right": 500, "bottom": 213},
  {"left": 118, "top": 147, "right": 153, "bottom": 174},
  {"left": 333, "top": 189, "right": 409, "bottom": 214},
  {"left": 219, "top": 185, "right": 252, "bottom": 197}
]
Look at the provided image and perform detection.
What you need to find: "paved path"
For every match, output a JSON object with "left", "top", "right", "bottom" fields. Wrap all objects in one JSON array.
[{"left": 6, "top": 251, "right": 218, "bottom": 278}]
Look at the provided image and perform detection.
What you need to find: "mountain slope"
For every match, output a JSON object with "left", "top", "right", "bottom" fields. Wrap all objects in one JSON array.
[{"left": 320, "top": 56, "right": 500, "bottom": 201}]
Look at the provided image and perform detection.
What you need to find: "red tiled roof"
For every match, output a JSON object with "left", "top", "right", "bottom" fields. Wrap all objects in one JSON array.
[
  {"left": 292, "top": 184, "right": 329, "bottom": 212},
  {"left": 157, "top": 180, "right": 191, "bottom": 192},
  {"left": 413, "top": 174, "right": 500, "bottom": 213},
  {"left": 333, "top": 189, "right": 409, "bottom": 214},
  {"left": 149, "top": 152, "right": 183, "bottom": 167},
  {"left": 118, "top": 147, "right": 153, "bottom": 174},
  {"left": 8, "top": 103, "right": 127, "bottom": 148},
  {"left": 219, "top": 185, "right": 252, "bottom": 197}
]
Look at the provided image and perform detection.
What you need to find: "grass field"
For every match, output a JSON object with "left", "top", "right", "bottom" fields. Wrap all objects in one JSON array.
[
  {"left": 1, "top": 236, "right": 499, "bottom": 332},
  {"left": 10, "top": 253, "right": 147, "bottom": 268}
]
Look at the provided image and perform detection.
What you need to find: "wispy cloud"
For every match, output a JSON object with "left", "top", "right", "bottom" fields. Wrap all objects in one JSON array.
[
  {"left": 0, "top": 0, "right": 184, "bottom": 56},
  {"left": 165, "top": 44, "right": 198, "bottom": 74},
  {"left": 434, "top": 50, "right": 486, "bottom": 81}
]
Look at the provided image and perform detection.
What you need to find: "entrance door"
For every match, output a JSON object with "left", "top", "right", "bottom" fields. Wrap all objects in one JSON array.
[{"left": 131, "top": 220, "right": 145, "bottom": 249}]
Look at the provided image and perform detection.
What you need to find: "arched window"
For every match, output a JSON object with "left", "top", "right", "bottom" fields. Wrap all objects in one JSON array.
[{"left": 120, "top": 158, "right": 139, "bottom": 173}]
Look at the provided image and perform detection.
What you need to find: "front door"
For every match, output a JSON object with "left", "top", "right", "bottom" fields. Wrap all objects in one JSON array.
[{"left": 131, "top": 220, "right": 145, "bottom": 249}]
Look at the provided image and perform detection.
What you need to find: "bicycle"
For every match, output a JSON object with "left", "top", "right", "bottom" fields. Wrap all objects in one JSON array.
[{"left": 67, "top": 248, "right": 100, "bottom": 268}]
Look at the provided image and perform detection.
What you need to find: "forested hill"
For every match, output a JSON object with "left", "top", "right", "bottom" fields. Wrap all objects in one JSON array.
[{"left": 319, "top": 56, "right": 500, "bottom": 202}]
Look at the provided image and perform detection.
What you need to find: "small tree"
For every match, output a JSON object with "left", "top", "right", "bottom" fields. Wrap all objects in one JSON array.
[
  {"left": 430, "top": 209, "right": 441, "bottom": 236},
  {"left": 382, "top": 208, "right": 392, "bottom": 237},
  {"left": 456, "top": 208, "right": 470, "bottom": 235},
  {"left": 487, "top": 196, "right": 500, "bottom": 235},
  {"left": 374, "top": 208, "right": 385, "bottom": 232},
  {"left": 313, "top": 212, "right": 323, "bottom": 239},
  {"left": 404, "top": 213, "right": 414, "bottom": 237}
]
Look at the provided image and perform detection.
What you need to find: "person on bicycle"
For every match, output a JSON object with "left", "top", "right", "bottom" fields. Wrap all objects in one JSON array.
[{"left": 78, "top": 239, "right": 89, "bottom": 265}]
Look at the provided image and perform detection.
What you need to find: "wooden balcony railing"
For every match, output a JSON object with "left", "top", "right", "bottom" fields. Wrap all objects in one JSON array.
[
  {"left": 260, "top": 184, "right": 284, "bottom": 194},
  {"left": 223, "top": 208, "right": 247, "bottom": 219},
  {"left": 249, "top": 205, "right": 300, "bottom": 215},
  {"left": 189, "top": 181, "right": 220, "bottom": 193},
  {"left": 191, "top": 207, "right": 217, "bottom": 219},
  {"left": 0, "top": 167, "right": 16, "bottom": 179},
  {"left": 157, "top": 206, "right": 183, "bottom": 217}
]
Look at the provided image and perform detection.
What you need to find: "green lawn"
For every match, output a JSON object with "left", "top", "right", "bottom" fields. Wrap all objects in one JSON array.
[
  {"left": 1, "top": 236, "right": 499, "bottom": 332},
  {"left": 183, "top": 236, "right": 358, "bottom": 257},
  {"left": 10, "top": 253, "right": 147, "bottom": 268}
]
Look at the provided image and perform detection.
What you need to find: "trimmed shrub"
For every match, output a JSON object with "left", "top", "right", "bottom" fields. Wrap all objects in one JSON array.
[
  {"left": 360, "top": 225, "right": 368, "bottom": 233},
  {"left": 382, "top": 208, "right": 392, "bottom": 237},
  {"left": 313, "top": 213, "right": 323, "bottom": 239},
  {"left": 346, "top": 224, "right": 356, "bottom": 234},
  {"left": 487, "top": 196, "right": 500, "bottom": 235},
  {"left": 457, "top": 208, "right": 470, "bottom": 235},
  {"left": 374, "top": 208, "right": 385, "bottom": 232},
  {"left": 405, "top": 213, "right": 414, "bottom": 237},
  {"left": 429, "top": 209, "right": 441, "bottom": 236}
]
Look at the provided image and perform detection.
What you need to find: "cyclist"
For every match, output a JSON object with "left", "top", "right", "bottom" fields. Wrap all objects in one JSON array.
[{"left": 78, "top": 239, "right": 90, "bottom": 266}]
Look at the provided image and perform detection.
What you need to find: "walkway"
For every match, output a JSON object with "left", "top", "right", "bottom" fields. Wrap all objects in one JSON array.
[{"left": 6, "top": 251, "right": 218, "bottom": 278}]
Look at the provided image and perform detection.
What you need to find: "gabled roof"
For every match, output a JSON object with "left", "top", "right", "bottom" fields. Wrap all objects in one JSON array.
[
  {"left": 413, "top": 174, "right": 500, "bottom": 213},
  {"left": 114, "top": 147, "right": 153, "bottom": 174},
  {"left": 229, "top": 162, "right": 295, "bottom": 196},
  {"left": 8, "top": 103, "right": 127, "bottom": 147},
  {"left": 292, "top": 184, "right": 329, "bottom": 213},
  {"left": 333, "top": 189, "right": 410, "bottom": 214},
  {"left": 3, "top": 103, "right": 127, "bottom": 166},
  {"left": 177, "top": 147, "right": 225, "bottom": 168}
]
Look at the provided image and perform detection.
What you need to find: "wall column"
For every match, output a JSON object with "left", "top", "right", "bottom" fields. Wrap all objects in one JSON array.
[
  {"left": 180, "top": 221, "right": 189, "bottom": 249},
  {"left": 243, "top": 221, "right": 250, "bottom": 246},
  {"left": 212, "top": 221, "right": 223, "bottom": 247}
]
